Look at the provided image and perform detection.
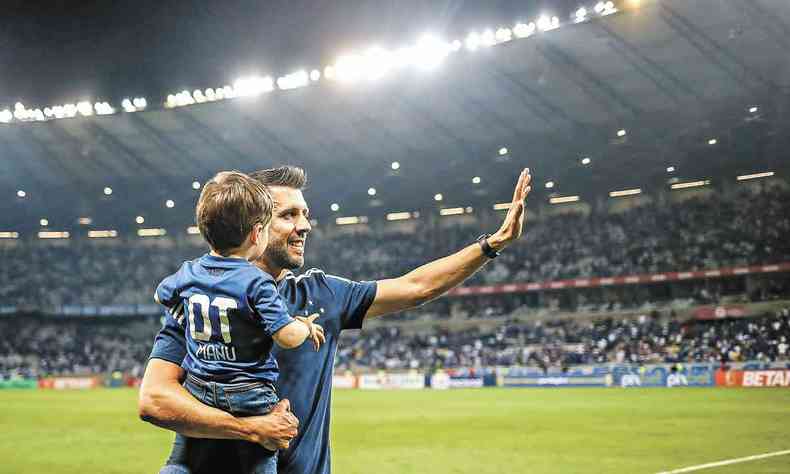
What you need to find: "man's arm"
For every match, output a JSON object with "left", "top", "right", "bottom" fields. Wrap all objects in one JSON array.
[
  {"left": 366, "top": 168, "right": 532, "bottom": 319},
  {"left": 138, "top": 359, "right": 298, "bottom": 448}
]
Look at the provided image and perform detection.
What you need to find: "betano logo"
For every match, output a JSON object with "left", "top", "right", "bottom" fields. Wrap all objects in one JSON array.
[{"left": 742, "top": 370, "right": 790, "bottom": 387}]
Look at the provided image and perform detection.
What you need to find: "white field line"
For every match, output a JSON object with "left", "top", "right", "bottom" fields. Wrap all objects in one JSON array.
[{"left": 656, "top": 449, "right": 790, "bottom": 474}]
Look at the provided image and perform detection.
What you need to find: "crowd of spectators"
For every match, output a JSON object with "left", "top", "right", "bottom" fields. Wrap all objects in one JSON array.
[
  {"left": 1, "top": 187, "right": 787, "bottom": 310},
  {"left": 2, "top": 307, "right": 788, "bottom": 379},
  {"left": 335, "top": 307, "right": 790, "bottom": 371}
]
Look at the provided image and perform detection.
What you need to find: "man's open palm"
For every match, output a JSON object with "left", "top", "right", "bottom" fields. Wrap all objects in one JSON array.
[{"left": 491, "top": 168, "right": 532, "bottom": 249}]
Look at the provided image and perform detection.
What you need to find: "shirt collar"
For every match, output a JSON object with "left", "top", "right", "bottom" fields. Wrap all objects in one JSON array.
[{"left": 199, "top": 253, "right": 251, "bottom": 268}]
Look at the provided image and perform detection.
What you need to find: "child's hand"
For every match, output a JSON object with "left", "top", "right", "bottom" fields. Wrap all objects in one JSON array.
[{"left": 296, "top": 314, "right": 325, "bottom": 351}]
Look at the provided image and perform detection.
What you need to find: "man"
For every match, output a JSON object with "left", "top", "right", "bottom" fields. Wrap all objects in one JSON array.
[{"left": 139, "top": 165, "right": 532, "bottom": 473}]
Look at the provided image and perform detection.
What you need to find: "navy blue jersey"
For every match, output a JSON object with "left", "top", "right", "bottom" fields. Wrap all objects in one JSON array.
[
  {"left": 155, "top": 254, "right": 294, "bottom": 384},
  {"left": 150, "top": 268, "right": 377, "bottom": 474}
]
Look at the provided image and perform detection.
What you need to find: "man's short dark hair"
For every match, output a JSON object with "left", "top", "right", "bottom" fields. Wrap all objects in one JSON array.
[{"left": 249, "top": 166, "right": 306, "bottom": 189}]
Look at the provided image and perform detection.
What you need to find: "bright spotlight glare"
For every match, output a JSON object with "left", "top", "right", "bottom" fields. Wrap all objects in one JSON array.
[
  {"left": 581, "top": 157, "right": 591, "bottom": 165},
  {"left": 434, "top": 193, "right": 443, "bottom": 201},
  {"left": 362, "top": 47, "right": 392, "bottom": 79},
  {"left": 575, "top": 7, "right": 588, "bottom": 22},
  {"left": 103, "top": 187, "right": 113, "bottom": 196},
  {"left": 40, "top": 218, "right": 49, "bottom": 227},
  {"left": 330, "top": 203, "right": 340, "bottom": 212},
  {"left": 472, "top": 176, "right": 481, "bottom": 184},
  {"left": 17, "top": 190, "right": 26, "bottom": 198},
  {"left": 411, "top": 35, "right": 451, "bottom": 70},
  {"left": 595, "top": 2, "right": 606, "bottom": 13},
  {"left": 335, "top": 54, "right": 365, "bottom": 82},
  {"left": 133, "top": 97, "right": 147, "bottom": 109},
  {"left": 749, "top": 106, "right": 759, "bottom": 113},
  {"left": 367, "top": 187, "right": 377, "bottom": 196},
  {"left": 667, "top": 166, "right": 676, "bottom": 173},
  {"left": 0, "top": 109, "right": 12, "bottom": 123},
  {"left": 465, "top": 32, "right": 481, "bottom": 51},
  {"left": 391, "top": 161, "right": 400, "bottom": 170},
  {"left": 136, "top": 216, "right": 145, "bottom": 224},
  {"left": 499, "top": 147, "right": 508, "bottom": 156},
  {"left": 480, "top": 29, "right": 496, "bottom": 47},
  {"left": 77, "top": 101, "right": 93, "bottom": 116},
  {"left": 233, "top": 76, "right": 275, "bottom": 97},
  {"left": 513, "top": 23, "right": 536, "bottom": 38},
  {"left": 192, "top": 181, "right": 201, "bottom": 190},
  {"left": 165, "top": 199, "right": 175, "bottom": 208},
  {"left": 617, "top": 129, "right": 627, "bottom": 137},
  {"left": 708, "top": 138, "right": 718, "bottom": 145},
  {"left": 310, "top": 69, "right": 321, "bottom": 81},
  {"left": 495, "top": 28, "right": 513, "bottom": 43},
  {"left": 545, "top": 181, "right": 555, "bottom": 189},
  {"left": 537, "top": 15, "right": 553, "bottom": 31},
  {"left": 277, "top": 70, "right": 309, "bottom": 90}
]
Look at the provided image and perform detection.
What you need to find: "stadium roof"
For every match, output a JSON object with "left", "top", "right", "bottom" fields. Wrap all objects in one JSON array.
[{"left": 1, "top": 0, "right": 789, "bottom": 232}]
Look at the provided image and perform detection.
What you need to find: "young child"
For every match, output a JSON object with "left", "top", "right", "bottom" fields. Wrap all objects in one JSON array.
[{"left": 155, "top": 170, "right": 324, "bottom": 474}]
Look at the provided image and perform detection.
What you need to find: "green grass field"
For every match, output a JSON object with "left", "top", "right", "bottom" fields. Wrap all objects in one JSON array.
[{"left": 1, "top": 388, "right": 789, "bottom": 473}]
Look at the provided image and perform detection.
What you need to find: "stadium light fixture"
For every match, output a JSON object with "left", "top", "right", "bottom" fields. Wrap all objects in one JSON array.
[
  {"left": 537, "top": 15, "right": 560, "bottom": 32},
  {"left": 165, "top": 199, "right": 175, "bottom": 208},
  {"left": 78, "top": 217, "right": 92, "bottom": 225},
  {"left": 671, "top": 180, "right": 710, "bottom": 190},
  {"left": 513, "top": 22, "right": 536, "bottom": 39},
  {"left": 495, "top": 28, "right": 513, "bottom": 43},
  {"left": 472, "top": 176, "right": 481, "bottom": 184},
  {"left": 707, "top": 138, "right": 718, "bottom": 145},
  {"left": 667, "top": 166, "right": 676, "bottom": 173},
  {"left": 411, "top": 34, "right": 453, "bottom": 70},
  {"left": 367, "top": 187, "right": 377, "bottom": 196},
  {"left": 391, "top": 161, "right": 400, "bottom": 170},
  {"left": 40, "top": 218, "right": 49, "bottom": 227},
  {"left": 499, "top": 147, "right": 508, "bottom": 156},
  {"left": 103, "top": 187, "right": 113, "bottom": 196},
  {"left": 0, "top": 109, "right": 13, "bottom": 123},
  {"left": 330, "top": 203, "right": 340, "bottom": 212},
  {"left": 138, "top": 228, "right": 167, "bottom": 237},
  {"left": 465, "top": 32, "right": 481, "bottom": 51},
  {"left": 617, "top": 129, "right": 627, "bottom": 137},
  {"left": 310, "top": 69, "right": 321, "bottom": 81},
  {"left": 133, "top": 97, "right": 147, "bottom": 109},
  {"left": 480, "top": 29, "right": 496, "bottom": 47},
  {"left": 550, "top": 195, "right": 580, "bottom": 204},
  {"left": 135, "top": 216, "right": 145, "bottom": 224},
  {"left": 277, "top": 70, "right": 310, "bottom": 90},
  {"left": 439, "top": 207, "right": 465, "bottom": 216},
  {"left": 187, "top": 226, "right": 201, "bottom": 235},
  {"left": 737, "top": 171, "right": 774, "bottom": 181},
  {"left": 386, "top": 212, "right": 412, "bottom": 221},
  {"left": 574, "top": 7, "right": 589, "bottom": 23},
  {"left": 336, "top": 216, "right": 367, "bottom": 225},
  {"left": 233, "top": 76, "right": 275, "bottom": 97},
  {"left": 192, "top": 181, "right": 201, "bottom": 190},
  {"left": 88, "top": 230, "right": 118, "bottom": 238},
  {"left": 16, "top": 190, "right": 25, "bottom": 198},
  {"left": 493, "top": 202, "right": 511, "bottom": 211},
  {"left": 749, "top": 106, "right": 759, "bottom": 113},
  {"left": 0, "top": 232, "right": 19, "bottom": 239},
  {"left": 77, "top": 101, "right": 93, "bottom": 117},
  {"left": 581, "top": 157, "right": 591, "bottom": 165},
  {"left": 545, "top": 181, "right": 555, "bottom": 189},
  {"left": 434, "top": 193, "right": 443, "bottom": 202},
  {"left": 609, "top": 188, "right": 642, "bottom": 198},
  {"left": 38, "top": 231, "right": 70, "bottom": 239}
]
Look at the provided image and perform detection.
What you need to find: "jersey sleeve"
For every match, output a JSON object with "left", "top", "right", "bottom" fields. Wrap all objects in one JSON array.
[
  {"left": 154, "top": 271, "right": 182, "bottom": 312},
  {"left": 324, "top": 275, "right": 377, "bottom": 331},
  {"left": 148, "top": 307, "right": 187, "bottom": 365},
  {"left": 253, "top": 275, "right": 295, "bottom": 336}
]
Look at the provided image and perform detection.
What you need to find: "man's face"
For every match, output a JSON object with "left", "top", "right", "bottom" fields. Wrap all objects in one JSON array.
[{"left": 260, "top": 186, "right": 311, "bottom": 272}]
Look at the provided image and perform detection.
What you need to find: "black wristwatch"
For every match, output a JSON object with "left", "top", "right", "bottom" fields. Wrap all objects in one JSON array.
[{"left": 476, "top": 233, "right": 500, "bottom": 259}]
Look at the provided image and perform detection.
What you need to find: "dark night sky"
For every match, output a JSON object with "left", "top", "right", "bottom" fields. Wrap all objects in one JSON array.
[{"left": 1, "top": 0, "right": 579, "bottom": 107}]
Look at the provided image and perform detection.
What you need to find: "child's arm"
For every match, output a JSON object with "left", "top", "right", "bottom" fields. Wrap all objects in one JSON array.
[
  {"left": 255, "top": 276, "right": 325, "bottom": 351},
  {"left": 272, "top": 314, "right": 325, "bottom": 350}
]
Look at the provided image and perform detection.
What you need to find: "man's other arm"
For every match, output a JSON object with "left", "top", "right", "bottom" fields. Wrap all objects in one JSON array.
[
  {"left": 138, "top": 359, "right": 298, "bottom": 448},
  {"left": 365, "top": 168, "right": 532, "bottom": 319}
]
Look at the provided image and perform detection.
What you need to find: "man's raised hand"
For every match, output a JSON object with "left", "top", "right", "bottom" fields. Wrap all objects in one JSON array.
[{"left": 489, "top": 168, "right": 532, "bottom": 251}]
